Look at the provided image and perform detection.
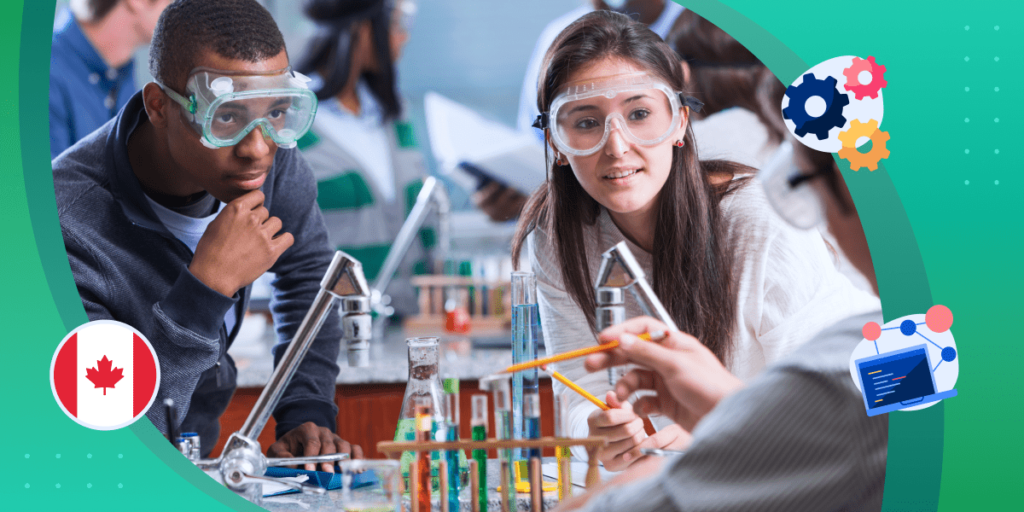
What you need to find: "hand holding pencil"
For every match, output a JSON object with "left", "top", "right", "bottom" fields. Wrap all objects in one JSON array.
[{"left": 584, "top": 316, "right": 744, "bottom": 432}]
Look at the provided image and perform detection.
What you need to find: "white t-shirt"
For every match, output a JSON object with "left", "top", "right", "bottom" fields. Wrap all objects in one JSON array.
[
  {"left": 526, "top": 181, "right": 881, "bottom": 461},
  {"left": 146, "top": 197, "right": 239, "bottom": 336}
]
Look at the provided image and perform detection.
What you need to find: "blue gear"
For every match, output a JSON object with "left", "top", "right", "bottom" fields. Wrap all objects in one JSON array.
[
  {"left": 783, "top": 73, "right": 837, "bottom": 130},
  {"left": 794, "top": 87, "right": 849, "bottom": 140}
]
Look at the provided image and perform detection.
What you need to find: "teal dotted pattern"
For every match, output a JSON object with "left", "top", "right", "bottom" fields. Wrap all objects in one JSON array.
[{"left": 962, "top": 21, "right": 1003, "bottom": 187}]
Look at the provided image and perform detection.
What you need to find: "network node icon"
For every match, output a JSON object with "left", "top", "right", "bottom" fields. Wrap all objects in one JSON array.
[{"left": 849, "top": 306, "right": 959, "bottom": 416}]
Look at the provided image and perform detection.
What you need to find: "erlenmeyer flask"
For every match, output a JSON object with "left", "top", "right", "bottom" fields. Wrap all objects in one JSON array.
[{"left": 394, "top": 337, "right": 447, "bottom": 481}]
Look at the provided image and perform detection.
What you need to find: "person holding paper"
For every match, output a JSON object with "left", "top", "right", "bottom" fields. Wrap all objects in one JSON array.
[
  {"left": 295, "top": 0, "right": 433, "bottom": 316},
  {"left": 511, "top": 10, "right": 879, "bottom": 470}
]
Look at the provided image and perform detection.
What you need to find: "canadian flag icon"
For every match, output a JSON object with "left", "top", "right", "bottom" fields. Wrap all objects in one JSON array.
[{"left": 50, "top": 320, "right": 160, "bottom": 430}]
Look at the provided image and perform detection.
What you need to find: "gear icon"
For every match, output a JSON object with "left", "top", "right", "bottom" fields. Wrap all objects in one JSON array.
[
  {"left": 794, "top": 86, "right": 849, "bottom": 140},
  {"left": 783, "top": 73, "right": 837, "bottom": 131},
  {"left": 838, "top": 119, "right": 890, "bottom": 171},
  {"left": 843, "top": 56, "right": 888, "bottom": 100}
]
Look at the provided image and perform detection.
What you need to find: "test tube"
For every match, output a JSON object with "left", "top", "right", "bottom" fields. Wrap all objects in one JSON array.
[
  {"left": 511, "top": 272, "right": 541, "bottom": 462},
  {"left": 443, "top": 378, "right": 461, "bottom": 512},
  {"left": 525, "top": 393, "right": 542, "bottom": 510},
  {"left": 554, "top": 395, "right": 572, "bottom": 500},
  {"left": 482, "top": 374, "right": 514, "bottom": 511},
  {"left": 471, "top": 395, "right": 489, "bottom": 512},
  {"left": 415, "top": 400, "right": 433, "bottom": 512}
]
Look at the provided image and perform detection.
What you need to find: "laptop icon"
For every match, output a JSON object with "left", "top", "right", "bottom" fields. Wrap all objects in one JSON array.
[{"left": 855, "top": 344, "right": 958, "bottom": 417}]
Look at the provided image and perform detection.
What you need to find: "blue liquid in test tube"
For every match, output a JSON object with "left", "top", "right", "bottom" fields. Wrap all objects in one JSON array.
[{"left": 511, "top": 271, "right": 541, "bottom": 461}]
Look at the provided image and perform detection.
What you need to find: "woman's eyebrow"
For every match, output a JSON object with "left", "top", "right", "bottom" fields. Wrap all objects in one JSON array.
[
  {"left": 566, "top": 104, "right": 599, "bottom": 116},
  {"left": 621, "top": 93, "right": 651, "bottom": 104}
]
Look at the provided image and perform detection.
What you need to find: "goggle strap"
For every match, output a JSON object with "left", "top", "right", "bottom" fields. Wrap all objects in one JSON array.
[
  {"left": 532, "top": 112, "right": 549, "bottom": 130},
  {"left": 679, "top": 94, "right": 704, "bottom": 113},
  {"left": 157, "top": 82, "right": 198, "bottom": 116}
]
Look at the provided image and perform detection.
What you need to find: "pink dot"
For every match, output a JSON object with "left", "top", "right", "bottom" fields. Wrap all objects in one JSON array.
[
  {"left": 862, "top": 322, "right": 881, "bottom": 341},
  {"left": 926, "top": 305, "right": 954, "bottom": 332}
]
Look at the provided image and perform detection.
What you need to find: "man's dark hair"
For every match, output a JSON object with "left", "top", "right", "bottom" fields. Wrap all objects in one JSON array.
[{"left": 149, "top": 0, "right": 287, "bottom": 92}]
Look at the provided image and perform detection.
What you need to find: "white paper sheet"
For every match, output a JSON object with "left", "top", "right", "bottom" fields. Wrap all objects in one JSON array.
[{"left": 424, "top": 91, "right": 548, "bottom": 195}]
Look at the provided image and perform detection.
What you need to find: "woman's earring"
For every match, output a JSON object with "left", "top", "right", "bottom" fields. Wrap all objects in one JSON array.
[
  {"left": 555, "top": 152, "right": 568, "bottom": 166},
  {"left": 674, "top": 139, "right": 685, "bottom": 148}
]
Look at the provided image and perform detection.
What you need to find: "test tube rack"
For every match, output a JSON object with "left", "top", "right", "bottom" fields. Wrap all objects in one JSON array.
[
  {"left": 405, "top": 275, "right": 512, "bottom": 336},
  {"left": 377, "top": 437, "right": 607, "bottom": 512}
]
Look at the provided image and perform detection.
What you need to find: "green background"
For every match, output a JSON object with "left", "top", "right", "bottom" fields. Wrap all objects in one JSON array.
[{"left": 2, "top": 0, "right": 1018, "bottom": 510}]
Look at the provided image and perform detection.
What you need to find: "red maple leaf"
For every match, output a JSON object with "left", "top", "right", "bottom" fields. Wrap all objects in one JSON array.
[{"left": 85, "top": 355, "right": 124, "bottom": 395}]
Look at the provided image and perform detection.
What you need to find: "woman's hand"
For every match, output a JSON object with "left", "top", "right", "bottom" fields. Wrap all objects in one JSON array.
[
  {"left": 585, "top": 317, "right": 745, "bottom": 431},
  {"left": 587, "top": 392, "right": 647, "bottom": 471}
]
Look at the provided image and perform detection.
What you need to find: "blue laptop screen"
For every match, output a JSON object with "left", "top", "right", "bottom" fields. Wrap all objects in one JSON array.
[{"left": 858, "top": 347, "right": 936, "bottom": 410}]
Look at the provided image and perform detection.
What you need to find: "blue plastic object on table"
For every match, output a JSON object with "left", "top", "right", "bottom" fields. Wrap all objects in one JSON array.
[{"left": 263, "top": 467, "right": 379, "bottom": 496}]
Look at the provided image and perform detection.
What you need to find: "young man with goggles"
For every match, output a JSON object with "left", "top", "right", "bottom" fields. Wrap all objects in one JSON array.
[
  {"left": 53, "top": 0, "right": 363, "bottom": 470},
  {"left": 157, "top": 66, "right": 318, "bottom": 149}
]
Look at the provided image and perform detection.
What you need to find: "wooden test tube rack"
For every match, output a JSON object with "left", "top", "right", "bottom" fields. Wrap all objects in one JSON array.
[{"left": 377, "top": 437, "right": 608, "bottom": 512}]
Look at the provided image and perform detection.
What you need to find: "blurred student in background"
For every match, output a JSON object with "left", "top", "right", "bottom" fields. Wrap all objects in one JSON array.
[
  {"left": 668, "top": 10, "right": 787, "bottom": 169},
  {"left": 669, "top": 11, "right": 873, "bottom": 291},
  {"left": 476, "top": 1, "right": 686, "bottom": 222},
  {"left": 50, "top": 0, "right": 173, "bottom": 158},
  {"left": 296, "top": 0, "right": 432, "bottom": 317}
]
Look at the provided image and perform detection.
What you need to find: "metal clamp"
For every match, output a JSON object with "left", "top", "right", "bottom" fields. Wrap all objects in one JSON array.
[{"left": 595, "top": 242, "right": 677, "bottom": 386}]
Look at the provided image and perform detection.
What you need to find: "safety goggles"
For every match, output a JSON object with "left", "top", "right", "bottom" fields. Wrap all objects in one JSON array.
[
  {"left": 533, "top": 73, "right": 703, "bottom": 157},
  {"left": 157, "top": 67, "right": 318, "bottom": 149}
]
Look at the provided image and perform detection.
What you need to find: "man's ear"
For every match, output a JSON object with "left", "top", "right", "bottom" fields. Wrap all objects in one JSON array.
[{"left": 142, "top": 82, "right": 170, "bottom": 129}]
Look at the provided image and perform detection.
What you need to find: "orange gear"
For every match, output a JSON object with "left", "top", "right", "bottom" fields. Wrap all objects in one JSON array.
[{"left": 838, "top": 119, "right": 890, "bottom": 171}]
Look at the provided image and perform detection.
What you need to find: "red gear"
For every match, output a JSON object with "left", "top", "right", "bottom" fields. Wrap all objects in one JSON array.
[{"left": 843, "top": 56, "right": 888, "bottom": 100}]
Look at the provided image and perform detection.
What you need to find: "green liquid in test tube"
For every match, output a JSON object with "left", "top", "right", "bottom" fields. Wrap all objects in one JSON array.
[
  {"left": 443, "top": 378, "right": 460, "bottom": 512},
  {"left": 555, "top": 394, "right": 572, "bottom": 501},
  {"left": 471, "top": 395, "right": 488, "bottom": 512}
]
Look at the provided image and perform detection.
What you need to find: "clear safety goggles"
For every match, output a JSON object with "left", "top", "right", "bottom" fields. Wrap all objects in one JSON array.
[
  {"left": 157, "top": 67, "right": 318, "bottom": 149},
  {"left": 533, "top": 73, "right": 703, "bottom": 157}
]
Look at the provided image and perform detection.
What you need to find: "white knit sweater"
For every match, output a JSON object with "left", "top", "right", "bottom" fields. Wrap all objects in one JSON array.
[{"left": 526, "top": 181, "right": 881, "bottom": 461}]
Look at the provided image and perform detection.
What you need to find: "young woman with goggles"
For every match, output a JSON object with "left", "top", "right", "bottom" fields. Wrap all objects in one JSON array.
[{"left": 511, "top": 10, "right": 879, "bottom": 470}]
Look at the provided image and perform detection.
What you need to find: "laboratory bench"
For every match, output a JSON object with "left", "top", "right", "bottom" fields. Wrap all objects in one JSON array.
[
  {"left": 215, "top": 320, "right": 555, "bottom": 459},
  {"left": 260, "top": 458, "right": 570, "bottom": 512}
]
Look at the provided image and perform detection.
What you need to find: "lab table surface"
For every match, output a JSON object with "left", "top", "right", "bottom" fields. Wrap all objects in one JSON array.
[{"left": 260, "top": 458, "right": 570, "bottom": 512}]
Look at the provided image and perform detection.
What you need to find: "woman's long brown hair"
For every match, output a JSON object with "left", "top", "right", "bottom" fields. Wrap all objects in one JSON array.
[{"left": 511, "top": 11, "right": 749, "bottom": 363}]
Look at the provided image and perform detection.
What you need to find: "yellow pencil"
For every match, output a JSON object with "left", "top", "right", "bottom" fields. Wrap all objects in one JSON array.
[
  {"left": 543, "top": 365, "right": 610, "bottom": 411},
  {"left": 502, "top": 331, "right": 663, "bottom": 374}
]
